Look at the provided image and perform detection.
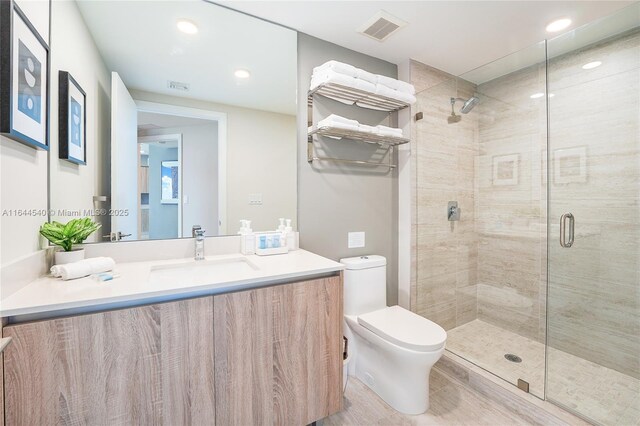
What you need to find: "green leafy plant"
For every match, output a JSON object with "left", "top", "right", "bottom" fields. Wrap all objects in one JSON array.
[{"left": 39, "top": 218, "right": 101, "bottom": 252}]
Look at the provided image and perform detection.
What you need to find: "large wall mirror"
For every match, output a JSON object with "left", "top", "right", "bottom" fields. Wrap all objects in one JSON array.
[{"left": 49, "top": 0, "right": 297, "bottom": 242}]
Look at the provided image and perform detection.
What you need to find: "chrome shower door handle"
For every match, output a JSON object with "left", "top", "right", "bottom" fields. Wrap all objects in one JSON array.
[{"left": 559, "top": 213, "right": 575, "bottom": 248}]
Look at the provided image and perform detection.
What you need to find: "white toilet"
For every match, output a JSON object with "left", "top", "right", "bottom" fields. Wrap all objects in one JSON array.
[{"left": 341, "top": 255, "right": 447, "bottom": 415}]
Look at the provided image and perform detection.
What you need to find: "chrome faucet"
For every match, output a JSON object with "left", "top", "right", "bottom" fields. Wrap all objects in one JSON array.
[{"left": 194, "top": 229, "right": 205, "bottom": 260}]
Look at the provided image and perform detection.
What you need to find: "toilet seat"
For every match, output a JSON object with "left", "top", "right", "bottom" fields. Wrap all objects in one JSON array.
[{"left": 357, "top": 305, "right": 447, "bottom": 352}]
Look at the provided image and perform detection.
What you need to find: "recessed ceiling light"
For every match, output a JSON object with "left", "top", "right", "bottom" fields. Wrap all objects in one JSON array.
[
  {"left": 234, "top": 69, "right": 251, "bottom": 79},
  {"left": 582, "top": 61, "right": 602, "bottom": 70},
  {"left": 530, "top": 92, "right": 545, "bottom": 99},
  {"left": 177, "top": 19, "right": 198, "bottom": 34},
  {"left": 546, "top": 18, "right": 572, "bottom": 33}
]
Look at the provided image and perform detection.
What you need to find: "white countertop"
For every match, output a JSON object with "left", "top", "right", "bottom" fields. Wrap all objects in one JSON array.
[{"left": 0, "top": 250, "right": 343, "bottom": 319}]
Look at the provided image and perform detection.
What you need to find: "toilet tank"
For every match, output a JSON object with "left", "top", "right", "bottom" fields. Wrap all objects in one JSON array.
[{"left": 341, "top": 255, "right": 387, "bottom": 316}]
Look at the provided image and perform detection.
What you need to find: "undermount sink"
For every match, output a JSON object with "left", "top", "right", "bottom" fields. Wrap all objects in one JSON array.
[{"left": 149, "top": 256, "right": 259, "bottom": 286}]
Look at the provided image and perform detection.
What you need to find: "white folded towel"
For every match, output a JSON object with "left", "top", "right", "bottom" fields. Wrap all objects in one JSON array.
[
  {"left": 374, "top": 84, "right": 417, "bottom": 104},
  {"left": 356, "top": 68, "right": 377, "bottom": 84},
  {"left": 313, "top": 60, "right": 358, "bottom": 78},
  {"left": 51, "top": 257, "right": 116, "bottom": 281},
  {"left": 377, "top": 75, "right": 416, "bottom": 95},
  {"left": 319, "top": 114, "right": 359, "bottom": 127},
  {"left": 310, "top": 70, "right": 377, "bottom": 93},
  {"left": 358, "top": 124, "right": 380, "bottom": 135},
  {"left": 377, "top": 125, "right": 404, "bottom": 137}
]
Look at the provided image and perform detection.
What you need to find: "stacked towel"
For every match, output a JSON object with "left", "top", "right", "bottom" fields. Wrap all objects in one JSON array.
[
  {"left": 51, "top": 256, "right": 116, "bottom": 281},
  {"left": 310, "top": 69, "right": 376, "bottom": 104},
  {"left": 318, "top": 114, "right": 359, "bottom": 132},
  {"left": 311, "top": 113, "right": 404, "bottom": 139},
  {"left": 358, "top": 124, "right": 380, "bottom": 135},
  {"left": 310, "top": 60, "right": 416, "bottom": 107},
  {"left": 377, "top": 75, "right": 416, "bottom": 95},
  {"left": 374, "top": 84, "right": 417, "bottom": 104},
  {"left": 377, "top": 125, "right": 404, "bottom": 138}
]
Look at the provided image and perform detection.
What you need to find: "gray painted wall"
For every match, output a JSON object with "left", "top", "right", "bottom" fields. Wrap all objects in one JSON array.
[
  {"left": 149, "top": 146, "right": 179, "bottom": 240},
  {"left": 297, "top": 33, "right": 399, "bottom": 305}
]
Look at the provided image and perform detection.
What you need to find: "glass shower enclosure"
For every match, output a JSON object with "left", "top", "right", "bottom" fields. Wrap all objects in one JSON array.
[{"left": 413, "top": 4, "right": 639, "bottom": 424}]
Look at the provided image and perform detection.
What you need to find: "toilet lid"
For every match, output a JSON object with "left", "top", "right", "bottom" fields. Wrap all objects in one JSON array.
[{"left": 357, "top": 306, "right": 447, "bottom": 352}]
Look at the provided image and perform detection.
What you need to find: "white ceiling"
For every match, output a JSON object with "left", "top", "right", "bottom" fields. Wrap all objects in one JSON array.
[
  {"left": 76, "top": 1, "right": 297, "bottom": 115},
  {"left": 219, "top": 1, "right": 634, "bottom": 77}
]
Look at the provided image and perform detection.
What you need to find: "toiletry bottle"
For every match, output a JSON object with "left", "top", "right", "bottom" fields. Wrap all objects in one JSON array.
[
  {"left": 278, "top": 218, "right": 285, "bottom": 232},
  {"left": 285, "top": 219, "right": 295, "bottom": 249},
  {"left": 260, "top": 235, "right": 267, "bottom": 250}
]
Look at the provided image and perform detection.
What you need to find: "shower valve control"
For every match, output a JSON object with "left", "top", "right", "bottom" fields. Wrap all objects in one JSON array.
[{"left": 448, "top": 201, "right": 460, "bottom": 221}]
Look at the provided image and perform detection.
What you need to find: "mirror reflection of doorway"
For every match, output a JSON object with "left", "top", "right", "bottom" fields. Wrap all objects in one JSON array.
[
  {"left": 138, "top": 135, "right": 182, "bottom": 240},
  {"left": 136, "top": 109, "right": 223, "bottom": 240}
]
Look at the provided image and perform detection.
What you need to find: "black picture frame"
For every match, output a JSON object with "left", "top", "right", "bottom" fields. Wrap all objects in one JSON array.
[
  {"left": 0, "top": 0, "right": 50, "bottom": 150},
  {"left": 58, "top": 71, "right": 86, "bottom": 165}
]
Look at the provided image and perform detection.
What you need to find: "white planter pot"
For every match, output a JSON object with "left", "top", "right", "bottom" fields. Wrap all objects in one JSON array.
[{"left": 54, "top": 248, "right": 85, "bottom": 265}]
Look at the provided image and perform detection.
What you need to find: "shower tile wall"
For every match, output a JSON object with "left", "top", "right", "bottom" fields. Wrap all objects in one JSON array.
[
  {"left": 411, "top": 61, "right": 480, "bottom": 330},
  {"left": 547, "top": 29, "right": 640, "bottom": 379},
  {"left": 412, "top": 27, "right": 639, "bottom": 382},
  {"left": 474, "top": 63, "right": 548, "bottom": 343}
]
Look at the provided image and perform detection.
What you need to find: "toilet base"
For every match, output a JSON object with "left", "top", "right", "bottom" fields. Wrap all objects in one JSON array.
[{"left": 345, "top": 316, "right": 445, "bottom": 415}]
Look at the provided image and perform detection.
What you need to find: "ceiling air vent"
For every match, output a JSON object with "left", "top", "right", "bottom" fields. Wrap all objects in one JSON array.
[
  {"left": 167, "top": 80, "right": 190, "bottom": 91},
  {"left": 359, "top": 11, "right": 407, "bottom": 42}
]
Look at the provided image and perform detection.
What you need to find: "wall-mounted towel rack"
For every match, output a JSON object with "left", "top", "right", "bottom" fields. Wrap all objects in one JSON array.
[
  {"left": 309, "top": 82, "right": 412, "bottom": 112},
  {"left": 308, "top": 125, "right": 410, "bottom": 146},
  {"left": 307, "top": 83, "right": 411, "bottom": 172}
]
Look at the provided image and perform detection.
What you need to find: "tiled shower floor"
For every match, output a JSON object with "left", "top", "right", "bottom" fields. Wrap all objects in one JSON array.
[{"left": 447, "top": 319, "right": 640, "bottom": 425}]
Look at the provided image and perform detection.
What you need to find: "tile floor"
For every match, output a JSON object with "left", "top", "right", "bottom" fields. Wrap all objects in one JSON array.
[
  {"left": 447, "top": 319, "right": 640, "bottom": 426},
  {"left": 324, "top": 369, "right": 535, "bottom": 425}
]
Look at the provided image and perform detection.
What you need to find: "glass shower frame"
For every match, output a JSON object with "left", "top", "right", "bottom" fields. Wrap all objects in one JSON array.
[{"left": 413, "top": 4, "right": 640, "bottom": 423}]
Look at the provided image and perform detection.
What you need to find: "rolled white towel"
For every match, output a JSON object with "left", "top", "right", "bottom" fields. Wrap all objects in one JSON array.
[
  {"left": 376, "top": 75, "right": 416, "bottom": 95},
  {"left": 377, "top": 125, "right": 404, "bottom": 137},
  {"left": 313, "top": 60, "right": 358, "bottom": 78},
  {"left": 51, "top": 257, "right": 116, "bottom": 281}
]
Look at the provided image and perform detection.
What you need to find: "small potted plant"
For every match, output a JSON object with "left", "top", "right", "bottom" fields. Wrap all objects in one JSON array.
[{"left": 40, "top": 218, "right": 101, "bottom": 265}]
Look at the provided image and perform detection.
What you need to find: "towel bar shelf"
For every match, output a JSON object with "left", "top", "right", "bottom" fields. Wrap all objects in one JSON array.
[
  {"left": 307, "top": 146, "right": 396, "bottom": 171},
  {"left": 309, "top": 82, "right": 411, "bottom": 112},
  {"left": 308, "top": 125, "right": 410, "bottom": 147}
]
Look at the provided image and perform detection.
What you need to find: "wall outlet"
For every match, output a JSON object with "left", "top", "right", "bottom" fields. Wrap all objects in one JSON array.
[
  {"left": 348, "top": 231, "right": 365, "bottom": 248},
  {"left": 249, "top": 193, "right": 263, "bottom": 205}
]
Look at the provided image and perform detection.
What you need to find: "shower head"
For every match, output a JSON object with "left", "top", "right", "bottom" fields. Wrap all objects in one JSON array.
[
  {"left": 447, "top": 96, "right": 480, "bottom": 124},
  {"left": 460, "top": 96, "right": 480, "bottom": 114}
]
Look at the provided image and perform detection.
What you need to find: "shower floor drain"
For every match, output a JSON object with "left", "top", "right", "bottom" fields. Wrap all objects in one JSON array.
[{"left": 504, "top": 353, "right": 522, "bottom": 363}]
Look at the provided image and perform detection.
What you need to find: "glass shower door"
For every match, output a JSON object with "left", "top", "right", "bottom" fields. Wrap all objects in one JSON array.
[
  {"left": 546, "top": 5, "right": 640, "bottom": 424},
  {"left": 413, "top": 41, "right": 548, "bottom": 399}
]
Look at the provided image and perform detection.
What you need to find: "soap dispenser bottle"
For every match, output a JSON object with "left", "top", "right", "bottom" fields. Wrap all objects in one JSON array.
[
  {"left": 239, "top": 220, "right": 255, "bottom": 254},
  {"left": 285, "top": 219, "right": 295, "bottom": 250}
]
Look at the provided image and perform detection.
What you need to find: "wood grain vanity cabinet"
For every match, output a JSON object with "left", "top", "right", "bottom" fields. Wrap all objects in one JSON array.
[
  {"left": 3, "top": 296, "right": 216, "bottom": 425},
  {"left": 2, "top": 275, "right": 343, "bottom": 425},
  {"left": 214, "top": 275, "right": 343, "bottom": 425}
]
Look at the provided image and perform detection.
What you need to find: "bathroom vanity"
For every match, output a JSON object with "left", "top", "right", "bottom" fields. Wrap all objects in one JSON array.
[{"left": 0, "top": 250, "right": 344, "bottom": 425}]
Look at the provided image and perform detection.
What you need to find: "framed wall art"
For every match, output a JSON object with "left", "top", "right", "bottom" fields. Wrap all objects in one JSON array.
[
  {"left": 492, "top": 154, "right": 519, "bottom": 186},
  {"left": 554, "top": 146, "right": 587, "bottom": 185},
  {"left": 59, "top": 71, "right": 86, "bottom": 164},
  {"left": 0, "top": 0, "right": 49, "bottom": 150}
]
